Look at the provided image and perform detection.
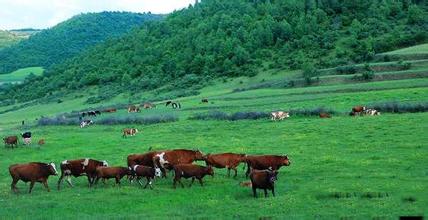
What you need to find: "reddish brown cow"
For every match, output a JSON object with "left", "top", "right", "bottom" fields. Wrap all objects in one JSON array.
[
  {"left": 57, "top": 158, "right": 108, "bottom": 189},
  {"left": 127, "top": 152, "right": 160, "bottom": 181},
  {"left": 250, "top": 169, "right": 278, "bottom": 198},
  {"left": 204, "top": 153, "right": 246, "bottom": 177},
  {"left": 350, "top": 106, "right": 366, "bottom": 116},
  {"left": 103, "top": 108, "right": 117, "bottom": 113},
  {"left": 123, "top": 128, "right": 138, "bottom": 138},
  {"left": 94, "top": 166, "right": 131, "bottom": 185},
  {"left": 245, "top": 155, "right": 290, "bottom": 177},
  {"left": 153, "top": 149, "right": 205, "bottom": 177},
  {"left": 131, "top": 165, "right": 162, "bottom": 189},
  {"left": 173, "top": 164, "right": 214, "bottom": 188},
  {"left": 143, "top": 103, "right": 155, "bottom": 109},
  {"left": 319, "top": 112, "right": 331, "bottom": 118},
  {"left": 38, "top": 139, "right": 45, "bottom": 146},
  {"left": 3, "top": 136, "right": 18, "bottom": 148},
  {"left": 9, "top": 162, "right": 58, "bottom": 193}
]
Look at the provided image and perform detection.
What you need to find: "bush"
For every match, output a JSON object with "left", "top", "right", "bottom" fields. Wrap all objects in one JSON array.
[
  {"left": 189, "top": 111, "right": 269, "bottom": 121},
  {"left": 369, "top": 102, "right": 428, "bottom": 113},
  {"left": 289, "top": 107, "right": 336, "bottom": 116},
  {"left": 97, "top": 115, "right": 178, "bottom": 125},
  {"left": 336, "top": 65, "right": 358, "bottom": 75},
  {"left": 38, "top": 116, "right": 79, "bottom": 126}
]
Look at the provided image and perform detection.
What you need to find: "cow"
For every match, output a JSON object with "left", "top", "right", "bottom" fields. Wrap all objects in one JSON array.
[
  {"left": 21, "top": 132, "right": 31, "bottom": 145},
  {"left": 364, "top": 108, "right": 380, "bottom": 116},
  {"left": 153, "top": 149, "right": 205, "bottom": 177},
  {"left": 9, "top": 162, "right": 58, "bottom": 193},
  {"left": 38, "top": 139, "right": 45, "bottom": 146},
  {"left": 201, "top": 98, "right": 209, "bottom": 103},
  {"left": 350, "top": 105, "right": 366, "bottom": 116},
  {"left": 166, "top": 101, "right": 181, "bottom": 109},
  {"left": 249, "top": 169, "right": 278, "bottom": 198},
  {"left": 165, "top": 101, "right": 172, "bottom": 106},
  {"left": 94, "top": 166, "right": 131, "bottom": 186},
  {"left": 319, "top": 112, "right": 331, "bottom": 118},
  {"left": 57, "top": 158, "right": 108, "bottom": 189},
  {"left": 128, "top": 105, "right": 140, "bottom": 113},
  {"left": 127, "top": 152, "right": 160, "bottom": 181},
  {"left": 95, "top": 110, "right": 101, "bottom": 115},
  {"left": 271, "top": 111, "right": 290, "bottom": 121},
  {"left": 173, "top": 164, "right": 214, "bottom": 188},
  {"left": 245, "top": 155, "right": 290, "bottom": 177},
  {"left": 80, "top": 119, "right": 93, "bottom": 128},
  {"left": 123, "top": 128, "right": 138, "bottom": 138},
  {"left": 3, "top": 136, "right": 18, "bottom": 148},
  {"left": 204, "top": 153, "right": 246, "bottom": 177},
  {"left": 103, "top": 108, "right": 117, "bottom": 113},
  {"left": 143, "top": 103, "right": 155, "bottom": 109},
  {"left": 131, "top": 165, "right": 162, "bottom": 189},
  {"left": 88, "top": 111, "right": 97, "bottom": 117}
]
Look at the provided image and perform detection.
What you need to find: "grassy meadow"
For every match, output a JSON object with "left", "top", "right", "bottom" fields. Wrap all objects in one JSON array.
[{"left": 0, "top": 67, "right": 44, "bottom": 84}]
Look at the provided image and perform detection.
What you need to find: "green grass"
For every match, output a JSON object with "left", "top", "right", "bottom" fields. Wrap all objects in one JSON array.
[
  {"left": 383, "top": 43, "right": 428, "bottom": 55},
  {"left": 0, "top": 67, "right": 44, "bottom": 84}
]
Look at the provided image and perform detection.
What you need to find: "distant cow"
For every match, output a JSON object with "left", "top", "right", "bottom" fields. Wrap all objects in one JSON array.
[
  {"left": 131, "top": 165, "right": 162, "bottom": 189},
  {"left": 80, "top": 120, "right": 93, "bottom": 128},
  {"left": 3, "top": 136, "right": 18, "bottom": 148},
  {"left": 123, "top": 128, "right": 138, "bottom": 138},
  {"left": 57, "top": 158, "right": 108, "bottom": 189},
  {"left": 245, "top": 155, "right": 290, "bottom": 177},
  {"left": 128, "top": 105, "right": 140, "bottom": 113},
  {"left": 9, "top": 162, "right": 58, "bottom": 193},
  {"left": 250, "top": 169, "right": 278, "bottom": 198},
  {"left": 173, "top": 164, "right": 214, "bottom": 188},
  {"left": 350, "top": 106, "right": 366, "bottom": 116},
  {"left": 364, "top": 108, "right": 380, "bottom": 116},
  {"left": 153, "top": 149, "right": 205, "bottom": 177},
  {"left": 201, "top": 98, "right": 209, "bottom": 103},
  {"left": 94, "top": 166, "right": 131, "bottom": 186},
  {"left": 103, "top": 108, "right": 117, "bottom": 113},
  {"left": 143, "top": 103, "right": 155, "bottom": 109},
  {"left": 166, "top": 101, "right": 181, "bottom": 109},
  {"left": 319, "top": 112, "right": 331, "bottom": 118},
  {"left": 271, "top": 111, "right": 290, "bottom": 121},
  {"left": 21, "top": 132, "right": 32, "bottom": 145},
  {"left": 204, "top": 153, "right": 246, "bottom": 177},
  {"left": 38, "top": 139, "right": 45, "bottom": 146}
]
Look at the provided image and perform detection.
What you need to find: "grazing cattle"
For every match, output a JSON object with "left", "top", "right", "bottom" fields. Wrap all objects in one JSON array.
[
  {"left": 57, "top": 158, "right": 108, "bottom": 189},
  {"left": 123, "top": 128, "right": 138, "bottom": 138},
  {"left": 249, "top": 169, "right": 278, "bottom": 198},
  {"left": 201, "top": 98, "right": 209, "bottom": 103},
  {"left": 143, "top": 103, "right": 155, "bottom": 109},
  {"left": 103, "top": 108, "right": 117, "bottom": 113},
  {"left": 173, "top": 164, "right": 214, "bottom": 188},
  {"left": 363, "top": 108, "right": 380, "bottom": 116},
  {"left": 271, "top": 111, "right": 290, "bottom": 121},
  {"left": 88, "top": 111, "right": 97, "bottom": 117},
  {"left": 204, "top": 153, "right": 246, "bottom": 177},
  {"left": 38, "top": 139, "right": 45, "bottom": 146},
  {"left": 94, "top": 166, "right": 131, "bottom": 185},
  {"left": 153, "top": 149, "right": 205, "bottom": 177},
  {"left": 319, "top": 112, "right": 331, "bottom": 118},
  {"left": 245, "top": 155, "right": 290, "bottom": 177},
  {"left": 166, "top": 101, "right": 181, "bottom": 109},
  {"left": 165, "top": 101, "right": 172, "bottom": 106},
  {"left": 350, "top": 105, "right": 366, "bottom": 116},
  {"left": 21, "top": 132, "right": 32, "bottom": 145},
  {"left": 80, "top": 119, "right": 93, "bottom": 128},
  {"left": 128, "top": 105, "right": 140, "bottom": 113},
  {"left": 131, "top": 165, "right": 162, "bottom": 189},
  {"left": 9, "top": 162, "right": 58, "bottom": 193},
  {"left": 3, "top": 136, "right": 18, "bottom": 148}
]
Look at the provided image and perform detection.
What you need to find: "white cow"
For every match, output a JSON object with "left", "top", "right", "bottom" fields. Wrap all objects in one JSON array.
[
  {"left": 271, "top": 111, "right": 290, "bottom": 121},
  {"left": 364, "top": 109, "right": 380, "bottom": 116},
  {"left": 80, "top": 120, "right": 93, "bottom": 128}
]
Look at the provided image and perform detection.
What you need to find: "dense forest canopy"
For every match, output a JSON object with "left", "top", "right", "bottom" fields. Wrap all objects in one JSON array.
[
  {"left": 1, "top": 0, "right": 427, "bottom": 103},
  {"left": 0, "top": 12, "right": 163, "bottom": 73}
]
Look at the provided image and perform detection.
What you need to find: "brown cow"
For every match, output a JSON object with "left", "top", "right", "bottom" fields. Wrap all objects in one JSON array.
[
  {"left": 103, "top": 108, "right": 117, "bottom": 113},
  {"left": 250, "top": 169, "right": 278, "bottom": 198},
  {"left": 3, "top": 136, "right": 18, "bottom": 148},
  {"left": 128, "top": 105, "right": 140, "bottom": 113},
  {"left": 173, "top": 164, "right": 214, "bottom": 188},
  {"left": 57, "top": 158, "right": 108, "bottom": 189},
  {"left": 319, "top": 112, "right": 331, "bottom": 118},
  {"left": 131, "top": 165, "right": 162, "bottom": 189},
  {"left": 9, "top": 162, "right": 58, "bottom": 193},
  {"left": 204, "top": 153, "right": 246, "bottom": 177},
  {"left": 153, "top": 149, "right": 205, "bottom": 177},
  {"left": 94, "top": 166, "right": 131, "bottom": 185},
  {"left": 143, "top": 103, "right": 155, "bottom": 109},
  {"left": 38, "top": 139, "right": 45, "bottom": 146},
  {"left": 123, "top": 128, "right": 138, "bottom": 138},
  {"left": 245, "top": 155, "right": 290, "bottom": 177},
  {"left": 350, "top": 106, "right": 366, "bottom": 116},
  {"left": 127, "top": 152, "right": 160, "bottom": 181}
]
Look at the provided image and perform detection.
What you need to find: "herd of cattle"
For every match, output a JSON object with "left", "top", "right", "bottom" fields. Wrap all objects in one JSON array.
[{"left": 9, "top": 149, "right": 290, "bottom": 198}]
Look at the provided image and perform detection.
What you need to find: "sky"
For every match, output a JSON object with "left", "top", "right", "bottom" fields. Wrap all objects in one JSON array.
[{"left": 0, "top": 0, "right": 195, "bottom": 30}]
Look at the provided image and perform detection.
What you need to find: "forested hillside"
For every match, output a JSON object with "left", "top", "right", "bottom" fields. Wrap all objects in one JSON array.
[
  {"left": 0, "top": 30, "right": 21, "bottom": 49},
  {"left": 0, "top": 12, "right": 162, "bottom": 73},
  {"left": 1, "top": 0, "right": 427, "bottom": 103}
]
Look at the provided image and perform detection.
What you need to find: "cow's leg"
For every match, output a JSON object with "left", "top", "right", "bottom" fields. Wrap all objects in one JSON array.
[
  {"left": 28, "top": 181, "right": 35, "bottom": 194},
  {"left": 233, "top": 167, "right": 238, "bottom": 178},
  {"left": 227, "top": 168, "right": 231, "bottom": 177},
  {"left": 42, "top": 180, "right": 50, "bottom": 192},
  {"left": 252, "top": 186, "right": 257, "bottom": 198},
  {"left": 57, "top": 173, "right": 64, "bottom": 190},
  {"left": 11, "top": 178, "right": 19, "bottom": 193},
  {"left": 264, "top": 189, "right": 268, "bottom": 197},
  {"left": 93, "top": 176, "right": 100, "bottom": 186},
  {"left": 173, "top": 178, "right": 178, "bottom": 189},
  {"left": 189, "top": 177, "right": 195, "bottom": 187},
  {"left": 144, "top": 177, "right": 153, "bottom": 189},
  {"left": 66, "top": 176, "right": 73, "bottom": 187},
  {"left": 245, "top": 163, "right": 251, "bottom": 178},
  {"left": 198, "top": 178, "right": 204, "bottom": 187},
  {"left": 115, "top": 176, "right": 121, "bottom": 185}
]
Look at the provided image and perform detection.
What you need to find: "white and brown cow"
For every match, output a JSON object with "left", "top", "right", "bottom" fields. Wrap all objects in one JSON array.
[
  {"left": 123, "top": 128, "right": 138, "bottom": 138},
  {"left": 80, "top": 120, "right": 93, "bottom": 128},
  {"left": 364, "top": 109, "right": 381, "bottom": 116},
  {"left": 271, "top": 111, "right": 290, "bottom": 121}
]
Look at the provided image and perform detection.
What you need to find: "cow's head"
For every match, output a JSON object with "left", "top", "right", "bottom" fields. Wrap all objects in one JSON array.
[
  {"left": 194, "top": 149, "right": 205, "bottom": 160},
  {"left": 282, "top": 155, "right": 291, "bottom": 166},
  {"left": 48, "top": 162, "right": 58, "bottom": 175},
  {"left": 267, "top": 170, "right": 278, "bottom": 183},
  {"left": 102, "top": 160, "right": 109, "bottom": 167}
]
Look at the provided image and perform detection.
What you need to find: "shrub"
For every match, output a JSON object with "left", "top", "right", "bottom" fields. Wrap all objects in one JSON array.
[
  {"left": 369, "top": 102, "right": 428, "bottom": 113},
  {"left": 97, "top": 115, "right": 178, "bottom": 125},
  {"left": 289, "top": 107, "right": 336, "bottom": 116},
  {"left": 189, "top": 111, "right": 269, "bottom": 121},
  {"left": 336, "top": 65, "right": 358, "bottom": 75},
  {"left": 38, "top": 116, "right": 79, "bottom": 126}
]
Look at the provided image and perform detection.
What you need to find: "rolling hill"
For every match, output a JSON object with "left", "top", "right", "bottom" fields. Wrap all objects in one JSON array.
[
  {"left": 0, "top": 12, "right": 163, "bottom": 74},
  {"left": 0, "top": 30, "right": 21, "bottom": 49}
]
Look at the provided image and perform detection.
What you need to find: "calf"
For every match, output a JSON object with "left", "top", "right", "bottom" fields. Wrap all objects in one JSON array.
[
  {"left": 103, "top": 108, "right": 117, "bottom": 113},
  {"left": 131, "top": 165, "right": 162, "bottom": 189},
  {"left": 3, "top": 136, "right": 18, "bottom": 148},
  {"left": 173, "top": 164, "right": 214, "bottom": 188},
  {"left": 123, "top": 128, "right": 138, "bottom": 138},
  {"left": 250, "top": 169, "right": 278, "bottom": 198},
  {"left": 204, "top": 153, "right": 246, "bottom": 177},
  {"left": 245, "top": 155, "right": 290, "bottom": 177},
  {"left": 94, "top": 166, "right": 130, "bottom": 185},
  {"left": 80, "top": 119, "right": 93, "bottom": 128},
  {"left": 319, "top": 112, "right": 331, "bottom": 118},
  {"left": 9, "top": 162, "right": 58, "bottom": 193},
  {"left": 364, "top": 108, "right": 380, "bottom": 116},
  {"left": 143, "top": 103, "right": 155, "bottom": 109},
  {"left": 58, "top": 158, "right": 108, "bottom": 189},
  {"left": 153, "top": 149, "right": 205, "bottom": 177},
  {"left": 350, "top": 105, "right": 366, "bottom": 116},
  {"left": 127, "top": 152, "right": 160, "bottom": 181},
  {"left": 271, "top": 111, "right": 290, "bottom": 121},
  {"left": 38, "top": 139, "right": 45, "bottom": 146}
]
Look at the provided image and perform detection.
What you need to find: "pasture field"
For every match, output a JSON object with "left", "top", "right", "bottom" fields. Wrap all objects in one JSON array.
[
  {"left": 0, "top": 67, "right": 44, "bottom": 84},
  {"left": 383, "top": 43, "right": 428, "bottom": 55}
]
